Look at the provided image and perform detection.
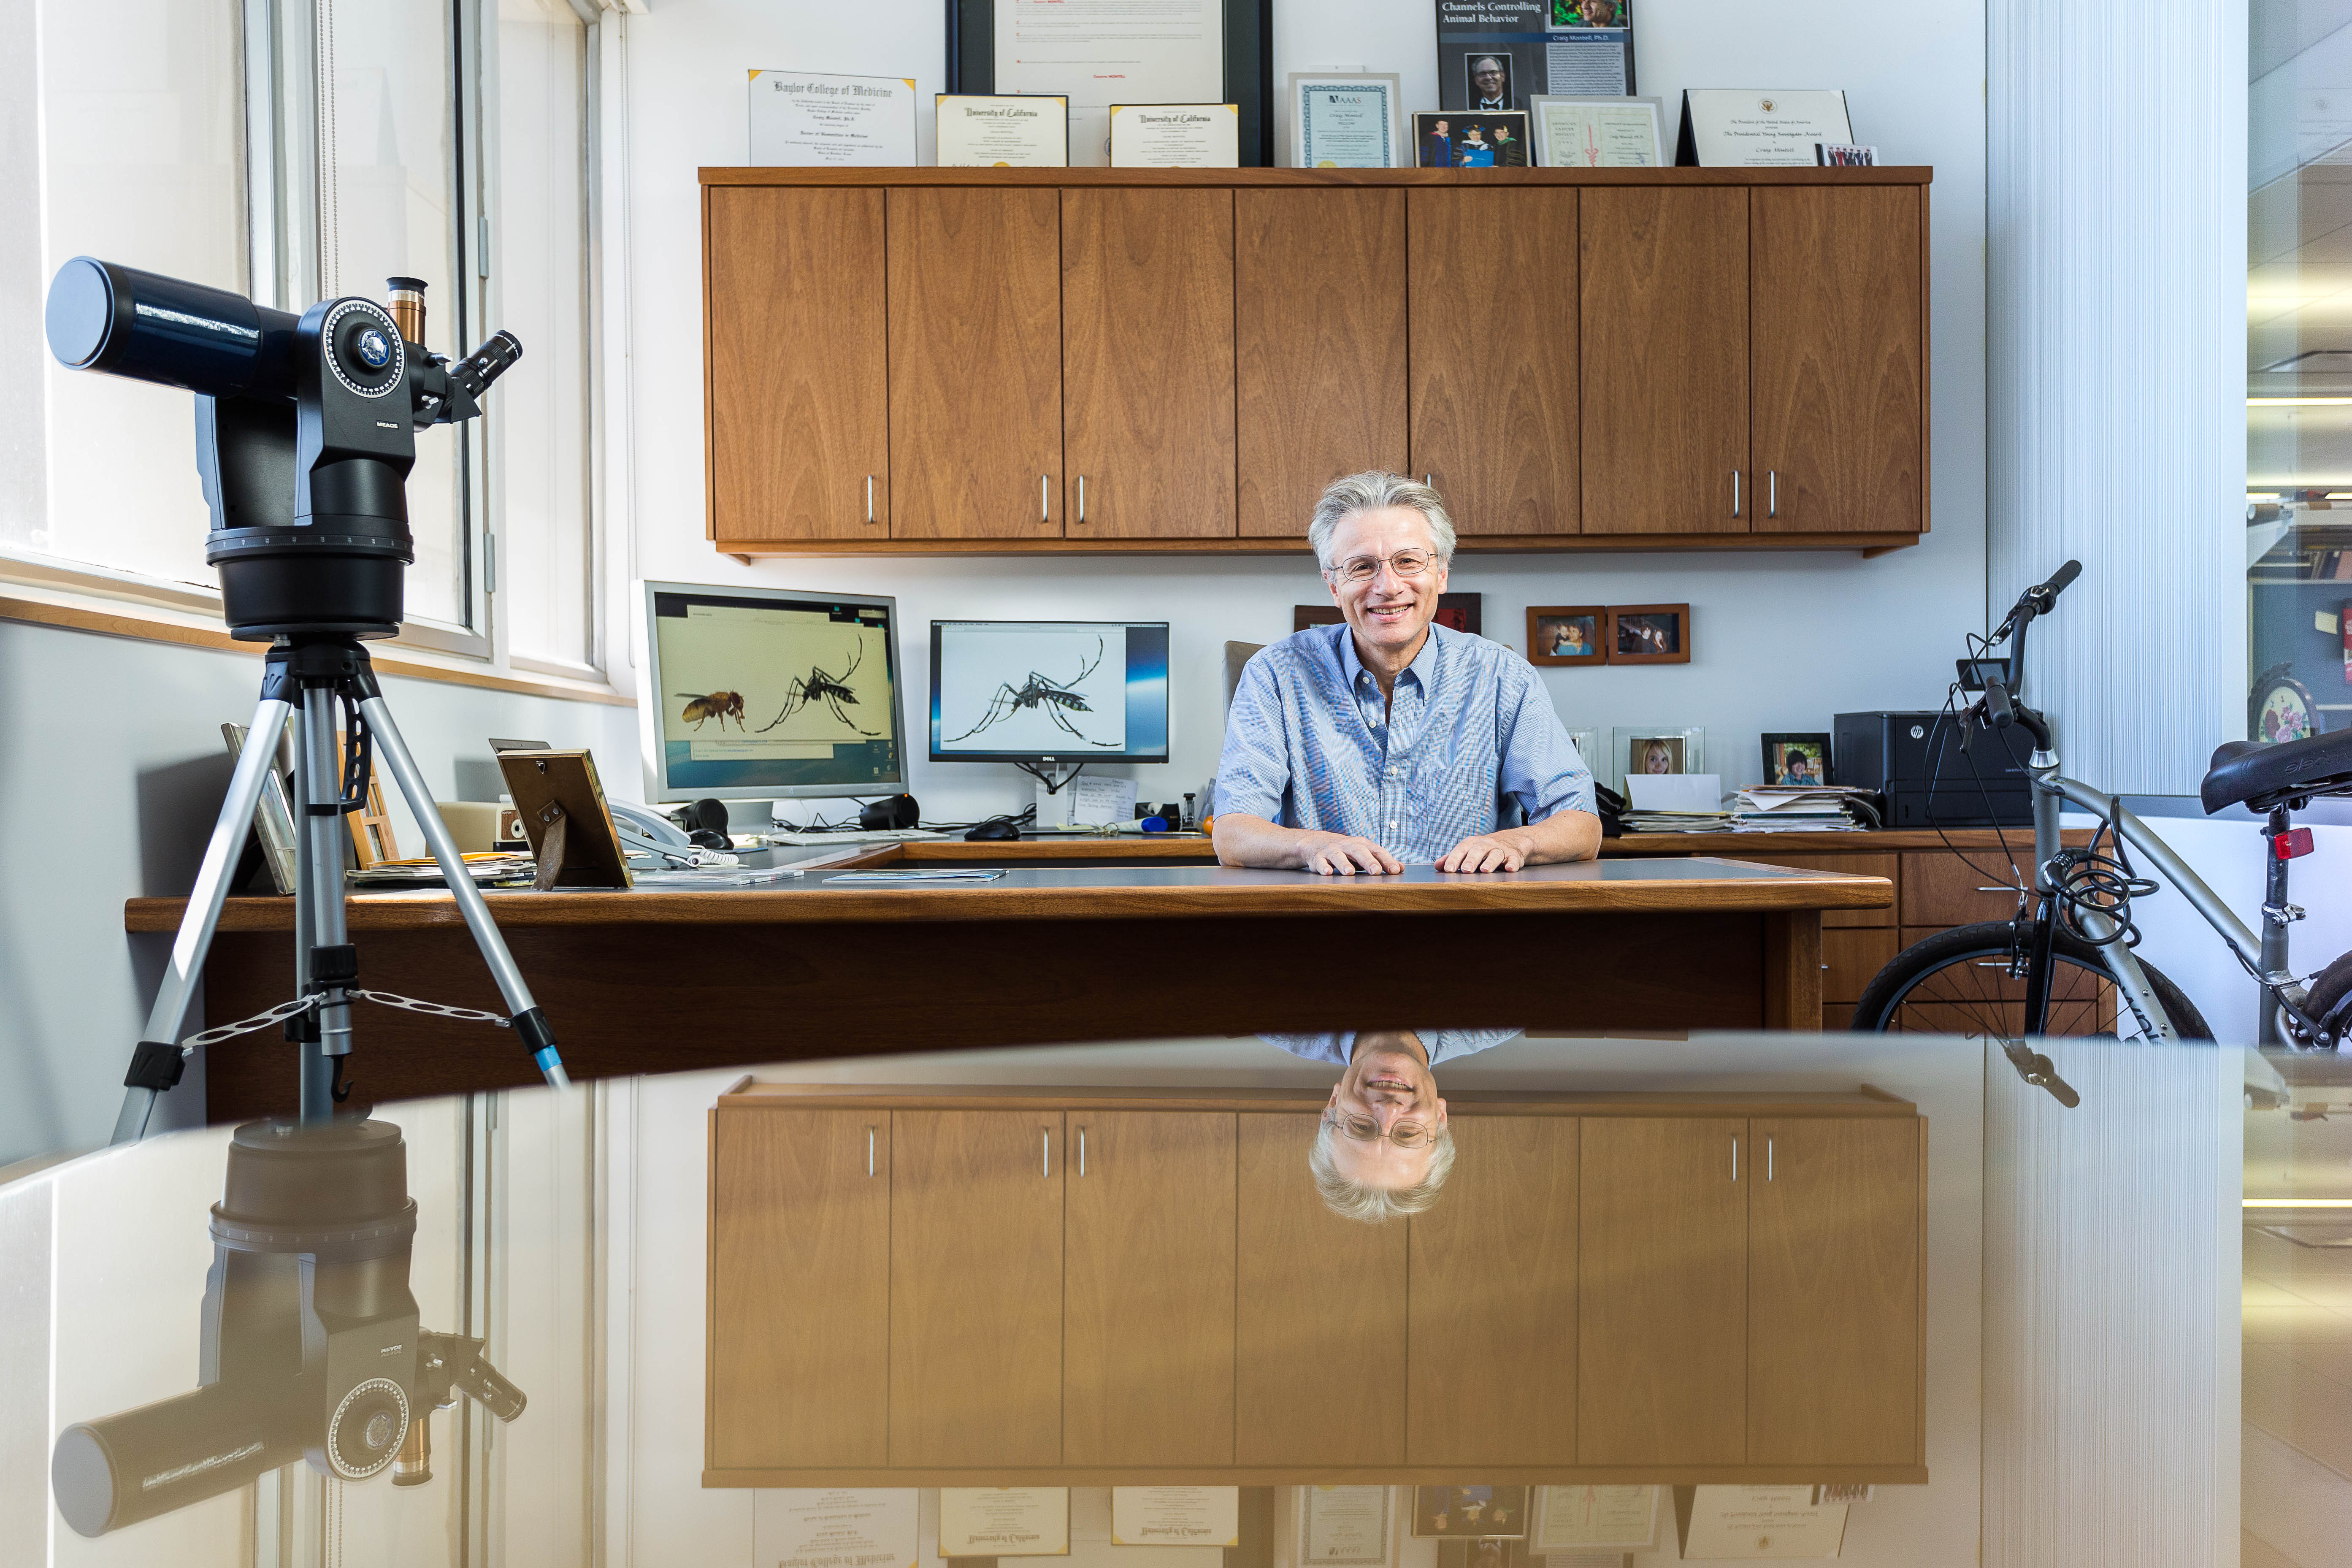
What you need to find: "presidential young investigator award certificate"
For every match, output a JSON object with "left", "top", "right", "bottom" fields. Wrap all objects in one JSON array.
[
  {"left": 751, "top": 1489, "right": 919, "bottom": 1568},
  {"left": 937, "top": 94, "right": 1069, "bottom": 165},
  {"left": 995, "top": 0, "right": 1222, "bottom": 166}
]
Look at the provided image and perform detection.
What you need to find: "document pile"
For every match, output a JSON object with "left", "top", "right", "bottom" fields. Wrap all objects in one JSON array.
[
  {"left": 347, "top": 851, "right": 539, "bottom": 888},
  {"left": 1621, "top": 774, "right": 1731, "bottom": 833},
  {"left": 1728, "top": 785, "right": 1875, "bottom": 832}
]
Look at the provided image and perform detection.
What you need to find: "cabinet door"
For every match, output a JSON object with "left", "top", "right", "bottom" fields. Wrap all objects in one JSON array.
[
  {"left": 889, "top": 1110, "right": 1064, "bottom": 1466},
  {"left": 1237, "top": 188, "right": 1409, "bottom": 539},
  {"left": 1578, "top": 1117, "right": 1748, "bottom": 1464},
  {"left": 1580, "top": 187, "right": 1748, "bottom": 535},
  {"left": 705, "top": 187, "right": 889, "bottom": 542},
  {"left": 1064, "top": 1112, "right": 1237, "bottom": 1465},
  {"left": 1748, "top": 1117, "right": 1922, "bottom": 1464},
  {"left": 1063, "top": 188, "right": 1237, "bottom": 539},
  {"left": 1234, "top": 1113, "right": 1407, "bottom": 1464},
  {"left": 1751, "top": 187, "right": 1925, "bottom": 535},
  {"left": 888, "top": 187, "right": 1064, "bottom": 539},
  {"left": 708, "top": 1109, "right": 890, "bottom": 1468},
  {"left": 1407, "top": 1116, "right": 1578, "bottom": 1464},
  {"left": 1407, "top": 188, "right": 1581, "bottom": 535}
]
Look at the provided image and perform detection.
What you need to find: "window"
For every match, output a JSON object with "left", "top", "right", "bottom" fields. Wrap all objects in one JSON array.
[{"left": 1, "top": 0, "right": 602, "bottom": 684}]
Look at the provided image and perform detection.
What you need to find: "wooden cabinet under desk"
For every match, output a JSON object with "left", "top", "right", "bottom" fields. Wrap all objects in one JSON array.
[
  {"left": 699, "top": 167, "right": 1933, "bottom": 558},
  {"left": 706, "top": 1086, "right": 1927, "bottom": 1486}
]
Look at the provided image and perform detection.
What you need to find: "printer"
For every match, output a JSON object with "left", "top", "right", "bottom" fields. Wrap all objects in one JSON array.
[{"left": 1834, "top": 710, "right": 2034, "bottom": 828}]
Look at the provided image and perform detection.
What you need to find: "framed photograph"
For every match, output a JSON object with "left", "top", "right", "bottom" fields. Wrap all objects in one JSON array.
[
  {"left": 1413, "top": 111, "right": 1532, "bottom": 169},
  {"left": 1815, "top": 141, "right": 1878, "bottom": 166},
  {"left": 1462, "top": 51, "right": 1517, "bottom": 111},
  {"left": 1761, "top": 732, "right": 1833, "bottom": 786},
  {"left": 1548, "top": 0, "right": 1631, "bottom": 25},
  {"left": 1567, "top": 728, "right": 1599, "bottom": 770},
  {"left": 1614, "top": 726, "right": 1705, "bottom": 789},
  {"left": 1434, "top": 592, "right": 1483, "bottom": 635},
  {"left": 1413, "top": 1488, "right": 1527, "bottom": 1539},
  {"left": 1530, "top": 95, "right": 1663, "bottom": 167},
  {"left": 1436, "top": 1541, "right": 1523, "bottom": 1568},
  {"left": 1608, "top": 603, "right": 1689, "bottom": 664},
  {"left": 1527, "top": 605, "right": 1606, "bottom": 665},
  {"left": 1288, "top": 73, "right": 1405, "bottom": 168}
]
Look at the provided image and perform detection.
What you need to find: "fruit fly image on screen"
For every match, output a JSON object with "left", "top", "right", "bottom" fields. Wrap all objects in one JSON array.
[{"left": 937, "top": 623, "right": 1130, "bottom": 754}]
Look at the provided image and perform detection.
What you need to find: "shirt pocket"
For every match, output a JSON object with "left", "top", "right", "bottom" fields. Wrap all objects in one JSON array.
[{"left": 1421, "top": 764, "right": 1498, "bottom": 849}]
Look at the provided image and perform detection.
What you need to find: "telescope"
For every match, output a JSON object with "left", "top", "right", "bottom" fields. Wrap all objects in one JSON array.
[{"left": 45, "top": 258, "right": 571, "bottom": 1140}]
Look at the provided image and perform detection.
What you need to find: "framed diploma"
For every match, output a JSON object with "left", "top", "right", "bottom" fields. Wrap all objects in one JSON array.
[
  {"left": 1672, "top": 1486, "right": 1849, "bottom": 1559},
  {"left": 748, "top": 69, "right": 919, "bottom": 166},
  {"left": 1529, "top": 95, "right": 1664, "bottom": 168},
  {"left": 1288, "top": 73, "right": 1404, "bottom": 168},
  {"left": 937, "top": 94, "right": 1069, "bottom": 165},
  {"left": 1111, "top": 1488, "right": 1239, "bottom": 1547},
  {"left": 1107, "top": 103, "right": 1240, "bottom": 167},
  {"left": 939, "top": 1489, "right": 1070, "bottom": 1557},
  {"left": 755, "top": 1489, "right": 920, "bottom": 1568},
  {"left": 1531, "top": 1487, "right": 1656, "bottom": 1552},
  {"left": 1298, "top": 1487, "right": 1394, "bottom": 1567},
  {"left": 1675, "top": 88, "right": 1854, "bottom": 167}
]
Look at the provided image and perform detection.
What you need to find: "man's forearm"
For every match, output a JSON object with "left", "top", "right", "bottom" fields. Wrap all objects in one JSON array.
[
  {"left": 1501, "top": 809, "right": 1602, "bottom": 866},
  {"left": 1212, "top": 811, "right": 1312, "bottom": 869}
]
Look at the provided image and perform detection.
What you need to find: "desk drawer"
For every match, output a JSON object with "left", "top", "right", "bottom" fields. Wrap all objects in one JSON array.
[
  {"left": 1823, "top": 928, "right": 1900, "bottom": 1004},
  {"left": 1738, "top": 853, "right": 1896, "bottom": 927},
  {"left": 1900, "top": 851, "right": 2028, "bottom": 927}
]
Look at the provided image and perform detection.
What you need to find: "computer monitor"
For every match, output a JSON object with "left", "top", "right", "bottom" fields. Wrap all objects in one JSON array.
[
  {"left": 641, "top": 580, "right": 909, "bottom": 802},
  {"left": 929, "top": 620, "right": 1170, "bottom": 764}
]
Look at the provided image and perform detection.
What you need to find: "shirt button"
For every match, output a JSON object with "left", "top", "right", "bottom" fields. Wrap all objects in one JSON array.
[
  {"left": 1388, "top": 821, "right": 1399, "bottom": 830},
  {"left": 1386, "top": 766, "right": 1398, "bottom": 777}
]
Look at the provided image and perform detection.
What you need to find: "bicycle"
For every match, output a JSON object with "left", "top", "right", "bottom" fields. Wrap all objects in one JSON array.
[{"left": 1851, "top": 561, "right": 2352, "bottom": 1097}]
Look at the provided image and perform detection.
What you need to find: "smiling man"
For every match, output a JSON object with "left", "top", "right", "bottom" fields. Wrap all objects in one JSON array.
[
  {"left": 1261, "top": 1026, "right": 1522, "bottom": 1220},
  {"left": 1213, "top": 471, "right": 1601, "bottom": 874}
]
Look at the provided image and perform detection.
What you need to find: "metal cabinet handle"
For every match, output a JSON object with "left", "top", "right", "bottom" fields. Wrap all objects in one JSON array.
[
  {"left": 1732, "top": 471, "right": 1742, "bottom": 518},
  {"left": 1041, "top": 474, "right": 1050, "bottom": 523},
  {"left": 865, "top": 474, "right": 875, "bottom": 523},
  {"left": 867, "top": 1126, "right": 875, "bottom": 1178},
  {"left": 1043, "top": 1128, "right": 1050, "bottom": 1177},
  {"left": 1768, "top": 470, "right": 1779, "bottom": 518},
  {"left": 1424, "top": 473, "right": 1433, "bottom": 487},
  {"left": 1732, "top": 1135, "right": 1739, "bottom": 1182},
  {"left": 1075, "top": 475, "right": 1086, "bottom": 524},
  {"left": 1767, "top": 1136, "right": 1774, "bottom": 1182},
  {"left": 1078, "top": 1127, "right": 1087, "bottom": 1176}
]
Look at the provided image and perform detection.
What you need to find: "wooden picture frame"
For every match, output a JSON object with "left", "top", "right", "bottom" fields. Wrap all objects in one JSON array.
[
  {"left": 1606, "top": 603, "right": 1690, "bottom": 664},
  {"left": 496, "top": 748, "right": 634, "bottom": 890},
  {"left": 1527, "top": 604, "right": 1608, "bottom": 665}
]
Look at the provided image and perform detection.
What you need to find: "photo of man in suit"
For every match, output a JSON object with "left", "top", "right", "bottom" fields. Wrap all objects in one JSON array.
[
  {"left": 1420, "top": 117, "right": 1454, "bottom": 168},
  {"left": 1470, "top": 55, "right": 1513, "bottom": 111}
]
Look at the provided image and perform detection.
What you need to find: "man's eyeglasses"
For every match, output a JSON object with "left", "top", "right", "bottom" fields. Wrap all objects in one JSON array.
[
  {"left": 1326, "top": 549, "right": 1438, "bottom": 584},
  {"left": 1324, "top": 1110, "right": 1438, "bottom": 1150}
]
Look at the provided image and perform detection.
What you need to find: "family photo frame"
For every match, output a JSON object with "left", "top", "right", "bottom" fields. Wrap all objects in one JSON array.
[
  {"left": 1762, "top": 731, "right": 1834, "bottom": 786},
  {"left": 1526, "top": 604, "right": 1691, "bottom": 665}
]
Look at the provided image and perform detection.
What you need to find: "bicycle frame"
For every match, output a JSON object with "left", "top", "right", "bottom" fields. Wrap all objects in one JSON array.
[{"left": 2027, "top": 756, "right": 2311, "bottom": 1045}]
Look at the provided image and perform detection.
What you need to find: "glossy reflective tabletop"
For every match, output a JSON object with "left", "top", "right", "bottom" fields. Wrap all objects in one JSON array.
[{"left": 2, "top": 1029, "right": 2343, "bottom": 1567}]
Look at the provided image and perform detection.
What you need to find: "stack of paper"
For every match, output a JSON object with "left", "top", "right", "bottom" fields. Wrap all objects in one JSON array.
[
  {"left": 1621, "top": 774, "right": 1732, "bottom": 833},
  {"left": 1727, "top": 785, "right": 1875, "bottom": 832},
  {"left": 347, "top": 852, "right": 539, "bottom": 887}
]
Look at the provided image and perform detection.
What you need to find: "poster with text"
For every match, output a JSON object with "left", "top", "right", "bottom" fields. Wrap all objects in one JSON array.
[{"left": 1436, "top": 0, "right": 1633, "bottom": 112}]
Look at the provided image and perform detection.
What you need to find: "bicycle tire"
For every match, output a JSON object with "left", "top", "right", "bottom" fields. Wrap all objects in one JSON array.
[
  {"left": 2298, "top": 947, "right": 2352, "bottom": 1046},
  {"left": 1851, "top": 920, "right": 2214, "bottom": 1041}
]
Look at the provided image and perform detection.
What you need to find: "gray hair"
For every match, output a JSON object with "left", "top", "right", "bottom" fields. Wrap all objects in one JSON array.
[
  {"left": 1307, "top": 471, "right": 1458, "bottom": 572},
  {"left": 1308, "top": 1117, "right": 1458, "bottom": 1223}
]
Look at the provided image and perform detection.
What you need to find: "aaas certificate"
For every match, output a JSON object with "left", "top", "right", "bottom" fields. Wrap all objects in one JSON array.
[
  {"left": 1110, "top": 1488, "right": 1239, "bottom": 1548},
  {"left": 938, "top": 1489, "right": 1069, "bottom": 1557},
  {"left": 1532, "top": 1487, "right": 1655, "bottom": 1551},
  {"left": 1108, "top": 104, "right": 1240, "bottom": 168},
  {"left": 995, "top": 0, "right": 1222, "bottom": 166},
  {"left": 1299, "top": 1487, "right": 1392, "bottom": 1566},
  {"left": 754, "top": 1489, "right": 919, "bottom": 1568},
  {"left": 1291, "top": 75, "right": 1403, "bottom": 168},
  {"left": 937, "top": 95, "right": 1069, "bottom": 165},
  {"left": 749, "top": 70, "right": 919, "bottom": 166}
]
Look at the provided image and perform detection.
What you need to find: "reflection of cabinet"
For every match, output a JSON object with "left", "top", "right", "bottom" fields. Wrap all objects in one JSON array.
[{"left": 706, "top": 1087, "right": 1927, "bottom": 1485}]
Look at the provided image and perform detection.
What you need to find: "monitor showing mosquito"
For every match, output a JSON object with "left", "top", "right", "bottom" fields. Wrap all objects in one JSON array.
[
  {"left": 929, "top": 620, "right": 1171, "bottom": 764},
  {"left": 640, "top": 580, "right": 909, "bottom": 802}
]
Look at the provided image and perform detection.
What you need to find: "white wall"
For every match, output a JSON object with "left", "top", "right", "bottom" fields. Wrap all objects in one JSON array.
[
  {"left": 0, "top": 619, "right": 637, "bottom": 1164},
  {"left": 611, "top": 0, "right": 1992, "bottom": 826}
]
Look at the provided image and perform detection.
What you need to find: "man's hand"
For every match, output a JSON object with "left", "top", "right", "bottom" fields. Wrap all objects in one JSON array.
[
  {"left": 1298, "top": 831, "right": 1404, "bottom": 876},
  {"left": 1437, "top": 833, "right": 1527, "bottom": 873}
]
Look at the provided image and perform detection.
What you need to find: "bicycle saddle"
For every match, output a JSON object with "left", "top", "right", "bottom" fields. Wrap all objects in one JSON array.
[{"left": 2202, "top": 731, "right": 2352, "bottom": 813}]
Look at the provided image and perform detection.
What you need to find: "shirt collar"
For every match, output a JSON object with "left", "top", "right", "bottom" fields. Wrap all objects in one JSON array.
[{"left": 1338, "top": 620, "right": 1446, "bottom": 694}]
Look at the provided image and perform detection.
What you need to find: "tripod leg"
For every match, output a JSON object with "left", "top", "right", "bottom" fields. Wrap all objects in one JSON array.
[
  {"left": 300, "top": 689, "right": 357, "bottom": 1113},
  {"left": 357, "top": 696, "right": 572, "bottom": 1089},
  {"left": 287, "top": 704, "right": 337, "bottom": 1123},
  {"left": 115, "top": 696, "right": 296, "bottom": 1144}
]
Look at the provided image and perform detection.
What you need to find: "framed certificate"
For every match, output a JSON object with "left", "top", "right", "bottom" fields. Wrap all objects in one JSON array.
[
  {"left": 1288, "top": 73, "right": 1404, "bottom": 168},
  {"left": 936, "top": 94, "right": 1069, "bottom": 165},
  {"left": 1107, "top": 103, "right": 1240, "bottom": 167},
  {"left": 1111, "top": 1488, "right": 1239, "bottom": 1547},
  {"left": 748, "top": 69, "right": 919, "bottom": 166},
  {"left": 1529, "top": 95, "right": 1664, "bottom": 168},
  {"left": 1298, "top": 1487, "right": 1394, "bottom": 1567},
  {"left": 1531, "top": 1487, "right": 1657, "bottom": 1552},
  {"left": 939, "top": 1489, "right": 1070, "bottom": 1557},
  {"left": 1675, "top": 88, "right": 1853, "bottom": 167},
  {"left": 756, "top": 1489, "right": 920, "bottom": 1568}
]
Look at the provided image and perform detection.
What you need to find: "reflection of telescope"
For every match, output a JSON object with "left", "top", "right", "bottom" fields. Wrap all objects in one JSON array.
[
  {"left": 44, "top": 260, "right": 568, "bottom": 1136},
  {"left": 49, "top": 1118, "right": 525, "bottom": 1537}
]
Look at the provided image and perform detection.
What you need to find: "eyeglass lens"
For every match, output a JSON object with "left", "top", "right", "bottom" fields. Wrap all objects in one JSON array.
[{"left": 1335, "top": 551, "right": 1432, "bottom": 582}]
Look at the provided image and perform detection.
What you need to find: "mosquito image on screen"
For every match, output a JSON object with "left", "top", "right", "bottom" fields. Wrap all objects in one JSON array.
[
  {"left": 945, "top": 637, "right": 1120, "bottom": 746},
  {"left": 753, "top": 643, "right": 880, "bottom": 736}
]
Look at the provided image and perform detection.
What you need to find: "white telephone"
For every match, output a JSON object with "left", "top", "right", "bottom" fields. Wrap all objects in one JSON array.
[{"left": 606, "top": 801, "right": 736, "bottom": 869}]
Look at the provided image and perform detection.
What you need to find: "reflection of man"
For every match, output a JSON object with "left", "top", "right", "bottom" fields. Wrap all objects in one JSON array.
[
  {"left": 1214, "top": 470, "right": 1601, "bottom": 876},
  {"left": 1471, "top": 56, "right": 1511, "bottom": 111},
  {"left": 1261, "top": 1029, "right": 1520, "bottom": 1221},
  {"left": 1421, "top": 118, "right": 1453, "bottom": 167}
]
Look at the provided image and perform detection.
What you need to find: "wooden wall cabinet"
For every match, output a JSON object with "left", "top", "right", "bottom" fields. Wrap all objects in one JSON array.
[
  {"left": 707, "top": 1088, "right": 1928, "bottom": 1486},
  {"left": 700, "top": 168, "right": 1934, "bottom": 558}
]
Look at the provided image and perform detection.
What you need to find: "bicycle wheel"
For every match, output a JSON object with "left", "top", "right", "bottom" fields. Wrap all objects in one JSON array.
[{"left": 1851, "top": 920, "right": 2214, "bottom": 1040}]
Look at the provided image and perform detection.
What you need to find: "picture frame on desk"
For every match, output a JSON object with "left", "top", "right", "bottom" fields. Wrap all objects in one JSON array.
[
  {"left": 1616, "top": 726, "right": 1705, "bottom": 789},
  {"left": 1608, "top": 603, "right": 1689, "bottom": 663},
  {"left": 1413, "top": 111, "right": 1531, "bottom": 168},
  {"left": 1762, "top": 731, "right": 1833, "bottom": 786},
  {"left": 1527, "top": 605, "right": 1606, "bottom": 665}
]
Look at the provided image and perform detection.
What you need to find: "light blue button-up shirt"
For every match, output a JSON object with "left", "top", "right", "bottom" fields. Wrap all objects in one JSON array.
[{"left": 1215, "top": 621, "right": 1596, "bottom": 864}]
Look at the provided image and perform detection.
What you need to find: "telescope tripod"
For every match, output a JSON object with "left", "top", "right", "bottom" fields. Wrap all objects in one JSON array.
[{"left": 118, "top": 637, "right": 569, "bottom": 1143}]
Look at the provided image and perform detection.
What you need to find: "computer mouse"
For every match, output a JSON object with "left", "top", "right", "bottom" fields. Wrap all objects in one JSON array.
[{"left": 965, "top": 818, "right": 1021, "bottom": 842}]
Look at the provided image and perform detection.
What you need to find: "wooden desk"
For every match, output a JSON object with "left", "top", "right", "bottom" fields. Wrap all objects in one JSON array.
[{"left": 127, "top": 846, "right": 1889, "bottom": 1123}]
